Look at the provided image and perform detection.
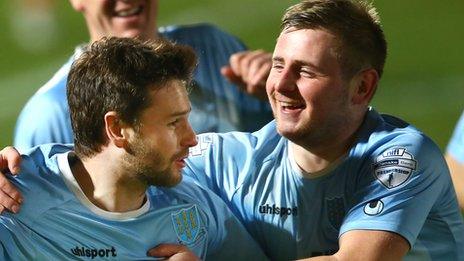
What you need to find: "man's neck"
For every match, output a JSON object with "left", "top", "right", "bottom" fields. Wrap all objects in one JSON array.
[
  {"left": 70, "top": 152, "right": 147, "bottom": 213},
  {"left": 290, "top": 112, "right": 366, "bottom": 174}
]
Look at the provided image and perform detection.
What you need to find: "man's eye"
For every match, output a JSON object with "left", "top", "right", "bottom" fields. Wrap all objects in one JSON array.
[
  {"left": 300, "top": 70, "right": 316, "bottom": 78},
  {"left": 272, "top": 63, "right": 284, "bottom": 71},
  {"left": 169, "top": 119, "right": 180, "bottom": 127}
]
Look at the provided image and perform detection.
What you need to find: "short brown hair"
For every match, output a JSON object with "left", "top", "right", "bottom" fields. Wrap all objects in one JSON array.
[
  {"left": 282, "top": 0, "right": 387, "bottom": 78},
  {"left": 67, "top": 37, "right": 197, "bottom": 157}
]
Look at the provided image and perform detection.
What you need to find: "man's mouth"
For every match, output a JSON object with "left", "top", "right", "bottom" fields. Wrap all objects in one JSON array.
[
  {"left": 279, "top": 101, "right": 305, "bottom": 111},
  {"left": 114, "top": 6, "right": 143, "bottom": 17}
]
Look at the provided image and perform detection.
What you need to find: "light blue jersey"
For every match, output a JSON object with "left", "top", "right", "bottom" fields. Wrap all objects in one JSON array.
[
  {"left": 447, "top": 111, "right": 464, "bottom": 163},
  {"left": 0, "top": 145, "right": 267, "bottom": 260},
  {"left": 13, "top": 24, "right": 273, "bottom": 151},
  {"left": 184, "top": 108, "right": 464, "bottom": 260}
]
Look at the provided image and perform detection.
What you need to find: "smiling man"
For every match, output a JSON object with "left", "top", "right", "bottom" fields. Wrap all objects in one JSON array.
[
  {"left": 0, "top": 37, "right": 266, "bottom": 260},
  {"left": 182, "top": 0, "right": 464, "bottom": 260},
  {"left": 13, "top": 0, "right": 273, "bottom": 151}
]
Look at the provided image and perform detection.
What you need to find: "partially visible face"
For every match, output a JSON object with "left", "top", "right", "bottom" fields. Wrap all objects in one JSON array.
[
  {"left": 72, "top": 0, "right": 158, "bottom": 42},
  {"left": 123, "top": 80, "right": 197, "bottom": 187},
  {"left": 266, "top": 28, "right": 356, "bottom": 146}
]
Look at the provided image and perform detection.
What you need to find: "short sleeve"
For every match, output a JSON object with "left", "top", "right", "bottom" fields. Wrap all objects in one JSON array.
[{"left": 340, "top": 133, "right": 451, "bottom": 246}]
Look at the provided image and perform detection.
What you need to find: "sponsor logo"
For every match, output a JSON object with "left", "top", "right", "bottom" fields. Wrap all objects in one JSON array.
[
  {"left": 189, "top": 134, "right": 213, "bottom": 157},
  {"left": 326, "top": 197, "right": 345, "bottom": 230},
  {"left": 171, "top": 205, "right": 201, "bottom": 244},
  {"left": 70, "top": 246, "right": 117, "bottom": 259},
  {"left": 258, "top": 204, "right": 298, "bottom": 217},
  {"left": 363, "top": 199, "right": 384, "bottom": 216},
  {"left": 373, "top": 147, "right": 417, "bottom": 189}
]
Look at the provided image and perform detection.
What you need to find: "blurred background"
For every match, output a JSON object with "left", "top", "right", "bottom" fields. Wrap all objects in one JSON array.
[{"left": 0, "top": 0, "right": 463, "bottom": 149}]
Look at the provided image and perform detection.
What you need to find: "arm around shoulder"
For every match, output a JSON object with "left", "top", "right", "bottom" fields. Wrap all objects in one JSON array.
[{"left": 297, "top": 230, "right": 409, "bottom": 261}]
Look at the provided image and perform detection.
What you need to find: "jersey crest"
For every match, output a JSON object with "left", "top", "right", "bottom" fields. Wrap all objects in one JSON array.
[
  {"left": 326, "top": 197, "right": 345, "bottom": 230},
  {"left": 171, "top": 205, "right": 201, "bottom": 244},
  {"left": 373, "top": 147, "right": 417, "bottom": 189},
  {"left": 189, "top": 134, "right": 213, "bottom": 157}
]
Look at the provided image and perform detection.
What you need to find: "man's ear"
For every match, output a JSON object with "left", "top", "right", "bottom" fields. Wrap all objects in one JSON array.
[
  {"left": 69, "top": 0, "right": 84, "bottom": 12},
  {"left": 350, "top": 68, "right": 379, "bottom": 105},
  {"left": 104, "top": 112, "right": 133, "bottom": 149}
]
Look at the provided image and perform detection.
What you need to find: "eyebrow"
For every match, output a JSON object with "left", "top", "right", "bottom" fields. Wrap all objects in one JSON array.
[
  {"left": 169, "top": 107, "right": 192, "bottom": 118},
  {"left": 272, "top": 56, "right": 325, "bottom": 73}
]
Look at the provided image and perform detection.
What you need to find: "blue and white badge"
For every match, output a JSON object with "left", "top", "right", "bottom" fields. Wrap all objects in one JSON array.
[
  {"left": 171, "top": 205, "right": 201, "bottom": 244},
  {"left": 373, "top": 147, "right": 417, "bottom": 189}
]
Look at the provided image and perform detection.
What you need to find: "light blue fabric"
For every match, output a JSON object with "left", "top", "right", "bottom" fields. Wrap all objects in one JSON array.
[
  {"left": 0, "top": 144, "right": 267, "bottom": 260},
  {"left": 447, "top": 111, "right": 464, "bottom": 163},
  {"left": 184, "top": 108, "right": 464, "bottom": 260},
  {"left": 13, "top": 24, "right": 273, "bottom": 151}
]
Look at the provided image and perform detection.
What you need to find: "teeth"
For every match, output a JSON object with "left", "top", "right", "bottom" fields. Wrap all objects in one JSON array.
[
  {"left": 279, "top": 101, "right": 302, "bottom": 107},
  {"left": 116, "top": 6, "right": 142, "bottom": 17}
]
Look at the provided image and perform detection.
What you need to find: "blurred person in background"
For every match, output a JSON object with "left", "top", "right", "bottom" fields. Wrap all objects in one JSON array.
[
  {"left": 446, "top": 111, "right": 464, "bottom": 209},
  {"left": 13, "top": 0, "right": 273, "bottom": 151},
  {"left": 9, "top": 0, "right": 58, "bottom": 52}
]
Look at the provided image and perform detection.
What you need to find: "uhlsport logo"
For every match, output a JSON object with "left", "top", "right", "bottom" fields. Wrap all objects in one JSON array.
[
  {"left": 70, "top": 246, "right": 116, "bottom": 259},
  {"left": 171, "top": 205, "right": 201, "bottom": 244},
  {"left": 373, "top": 147, "right": 417, "bottom": 189},
  {"left": 364, "top": 199, "right": 384, "bottom": 216}
]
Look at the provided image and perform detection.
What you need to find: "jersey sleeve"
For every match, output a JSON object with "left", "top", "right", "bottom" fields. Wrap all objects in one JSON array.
[
  {"left": 446, "top": 111, "right": 464, "bottom": 163},
  {"left": 340, "top": 133, "right": 454, "bottom": 246}
]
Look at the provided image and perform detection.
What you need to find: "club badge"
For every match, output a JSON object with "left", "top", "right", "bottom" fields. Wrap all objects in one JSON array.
[
  {"left": 171, "top": 205, "right": 201, "bottom": 244},
  {"left": 373, "top": 147, "right": 417, "bottom": 189}
]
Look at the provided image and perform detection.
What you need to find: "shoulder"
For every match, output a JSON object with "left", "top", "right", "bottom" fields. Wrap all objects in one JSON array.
[
  {"left": 159, "top": 23, "right": 245, "bottom": 50},
  {"left": 19, "top": 144, "right": 73, "bottom": 177},
  {"left": 190, "top": 121, "right": 281, "bottom": 160},
  {"left": 160, "top": 23, "right": 237, "bottom": 39},
  {"left": 446, "top": 110, "right": 464, "bottom": 162},
  {"left": 17, "top": 58, "right": 72, "bottom": 116}
]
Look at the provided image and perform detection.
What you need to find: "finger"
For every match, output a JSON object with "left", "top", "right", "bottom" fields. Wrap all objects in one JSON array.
[
  {"left": 147, "top": 244, "right": 188, "bottom": 257},
  {"left": 238, "top": 50, "right": 267, "bottom": 83},
  {"left": 0, "top": 146, "right": 21, "bottom": 175},
  {"left": 228, "top": 51, "right": 247, "bottom": 80},
  {"left": 246, "top": 53, "right": 272, "bottom": 87},
  {"left": 247, "top": 59, "right": 272, "bottom": 94},
  {"left": 0, "top": 173, "right": 23, "bottom": 208},
  {"left": 221, "top": 66, "right": 246, "bottom": 88},
  {"left": 0, "top": 184, "right": 21, "bottom": 213}
]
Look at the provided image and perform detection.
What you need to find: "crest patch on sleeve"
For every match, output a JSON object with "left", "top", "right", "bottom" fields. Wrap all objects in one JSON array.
[
  {"left": 189, "top": 134, "right": 212, "bottom": 157},
  {"left": 373, "top": 147, "right": 417, "bottom": 189}
]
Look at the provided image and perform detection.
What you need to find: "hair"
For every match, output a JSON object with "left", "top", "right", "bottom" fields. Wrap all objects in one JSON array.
[
  {"left": 281, "top": 0, "right": 387, "bottom": 79},
  {"left": 67, "top": 37, "right": 197, "bottom": 158}
]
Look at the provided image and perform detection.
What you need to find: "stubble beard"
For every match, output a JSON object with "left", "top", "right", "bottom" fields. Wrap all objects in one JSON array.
[{"left": 123, "top": 138, "right": 182, "bottom": 188}]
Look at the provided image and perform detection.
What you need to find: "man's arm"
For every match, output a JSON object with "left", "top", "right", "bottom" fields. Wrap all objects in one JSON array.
[
  {"left": 445, "top": 154, "right": 464, "bottom": 210},
  {"left": 298, "top": 230, "right": 409, "bottom": 261},
  {"left": 0, "top": 147, "right": 22, "bottom": 214}
]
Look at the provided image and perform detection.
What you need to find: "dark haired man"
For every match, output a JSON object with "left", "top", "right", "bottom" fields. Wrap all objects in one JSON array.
[{"left": 0, "top": 37, "right": 265, "bottom": 260}]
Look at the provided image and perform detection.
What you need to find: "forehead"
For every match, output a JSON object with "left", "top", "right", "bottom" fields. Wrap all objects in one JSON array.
[
  {"left": 142, "top": 80, "right": 190, "bottom": 117},
  {"left": 274, "top": 28, "right": 339, "bottom": 63}
]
